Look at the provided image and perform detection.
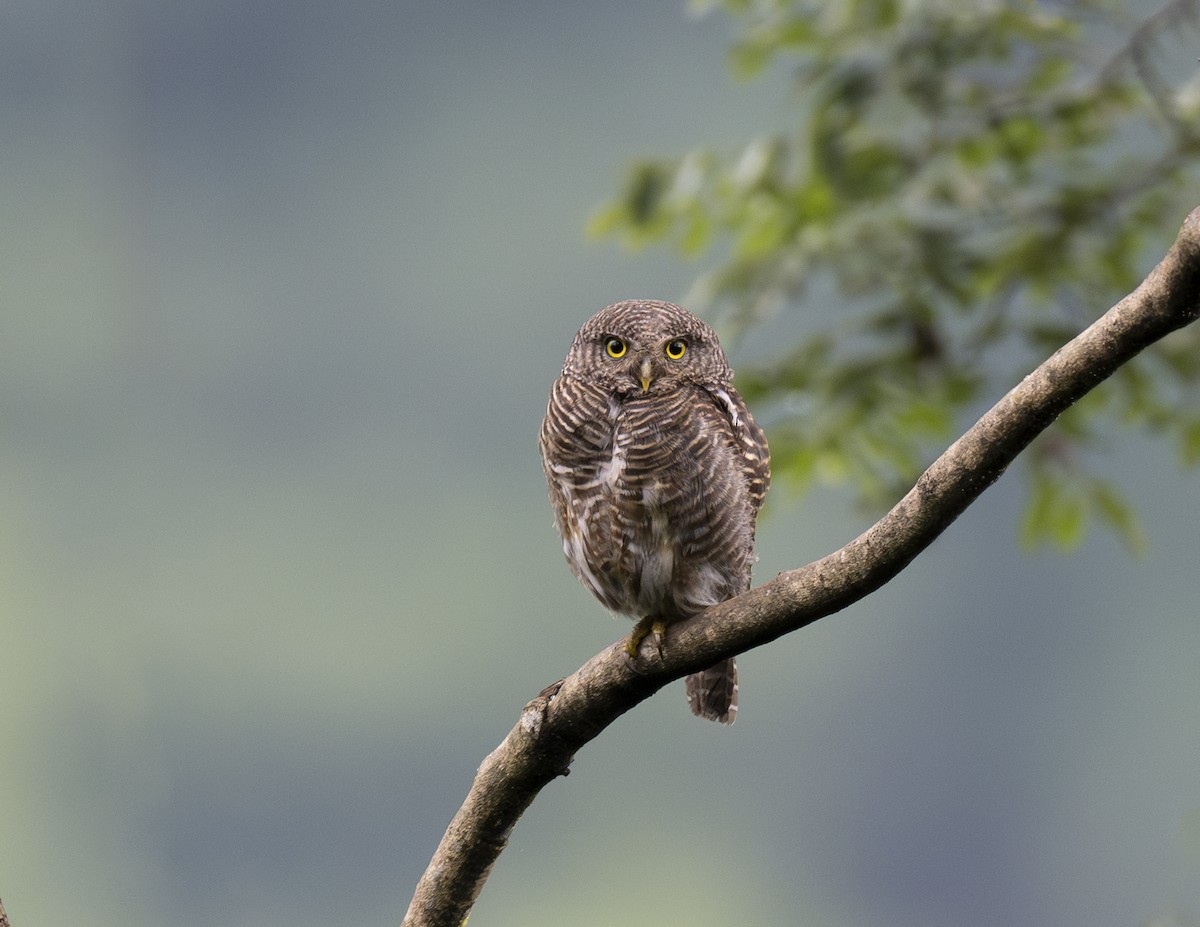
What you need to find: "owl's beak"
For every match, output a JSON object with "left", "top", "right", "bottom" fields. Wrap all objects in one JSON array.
[{"left": 639, "top": 357, "right": 654, "bottom": 392}]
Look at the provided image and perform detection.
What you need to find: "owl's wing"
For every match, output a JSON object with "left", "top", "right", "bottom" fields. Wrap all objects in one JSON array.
[
  {"left": 708, "top": 384, "right": 771, "bottom": 515},
  {"left": 539, "top": 375, "right": 614, "bottom": 479},
  {"left": 538, "top": 376, "right": 624, "bottom": 606},
  {"left": 538, "top": 374, "right": 619, "bottom": 552}
]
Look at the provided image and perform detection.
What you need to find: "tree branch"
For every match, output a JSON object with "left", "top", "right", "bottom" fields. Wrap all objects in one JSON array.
[{"left": 402, "top": 207, "right": 1200, "bottom": 927}]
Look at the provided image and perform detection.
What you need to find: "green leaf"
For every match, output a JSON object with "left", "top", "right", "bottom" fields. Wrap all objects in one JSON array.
[
  {"left": 728, "top": 41, "right": 770, "bottom": 79},
  {"left": 677, "top": 210, "right": 713, "bottom": 257},
  {"left": 1090, "top": 481, "right": 1147, "bottom": 556},
  {"left": 1020, "top": 470, "right": 1087, "bottom": 551},
  {"left": 1050, "top": 490, "right": 1087, "bottom": 550},
  {"left": 894, "top": 399, "right": 951, "bottom": 438},
  {"left": 733, "top": 194, "right": 790, "bottom": 258},
  {"left": 585, "top": 203, "right": 626, "bottom": 239},
  {"left": 625, "top": 162, "right": 670, "bottom": 225},
  {"left": 1181, "top": 419, "right": 1200, "bottom": 468},
  {"left": 1020, "top": 474, "right": 1056, "bottom": 551}
]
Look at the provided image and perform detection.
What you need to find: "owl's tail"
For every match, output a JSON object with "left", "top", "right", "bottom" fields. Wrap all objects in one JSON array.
[{"left": 685, "top": 658, "right": 738, "bottom": 724}]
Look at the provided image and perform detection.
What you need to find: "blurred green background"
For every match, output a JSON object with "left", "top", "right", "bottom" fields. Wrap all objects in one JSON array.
[{"left": 2, "top": 3, "right": 1198, "bottom": 926}]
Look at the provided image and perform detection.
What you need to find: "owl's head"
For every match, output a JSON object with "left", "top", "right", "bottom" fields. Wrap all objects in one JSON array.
[{"left": 562, "top": 300, "right": 732, "bottom": 395}]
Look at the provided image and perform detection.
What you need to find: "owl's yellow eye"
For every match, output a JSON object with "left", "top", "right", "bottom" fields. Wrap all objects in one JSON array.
[
  {"left": 665, "top": 339, "right": 687, "bottom": 360},
  {"left": 605, "top": 337, "right": 627, "bottom": 359}
]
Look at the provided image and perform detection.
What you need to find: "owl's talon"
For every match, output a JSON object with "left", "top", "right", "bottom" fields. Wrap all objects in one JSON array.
[
  {"left": 626, "top": 616, "right": 667, "bottom": 659},
  {"left": 650, "top": 619, "right": 666, "bottom": 658},
  {"left": 625, "top": 618, "right": 650, "bottom": 657}
]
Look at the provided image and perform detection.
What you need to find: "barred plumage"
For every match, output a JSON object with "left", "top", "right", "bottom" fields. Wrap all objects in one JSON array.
[{"left": 539, "top": 300, "right": 770, "bottom": 723}]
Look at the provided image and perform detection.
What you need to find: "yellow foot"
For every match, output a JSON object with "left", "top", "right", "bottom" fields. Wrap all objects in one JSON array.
[{"left": 626, "top": 616, "right": 668, "bottom": 658}]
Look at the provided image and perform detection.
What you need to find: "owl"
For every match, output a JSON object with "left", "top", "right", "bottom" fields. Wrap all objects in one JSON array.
[{"left": 539, "top": 300, "right": 770, "bottom": 723}]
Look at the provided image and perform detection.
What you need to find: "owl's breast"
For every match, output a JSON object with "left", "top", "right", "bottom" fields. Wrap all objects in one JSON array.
[
  {"left": 601, "top": 392, "right": 753, "bottom": 616},
  {"left": 541, "top": 378, "right": 756, "bottom": 620}
]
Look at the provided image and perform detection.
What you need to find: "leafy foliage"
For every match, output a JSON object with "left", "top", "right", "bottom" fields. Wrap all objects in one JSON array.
[{"left": 591, "top": 0, "right": 1200, "bottom": 550}]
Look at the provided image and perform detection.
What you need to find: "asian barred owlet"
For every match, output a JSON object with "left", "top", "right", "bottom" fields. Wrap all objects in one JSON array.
[{"left": 539, "top": 300, "right": 770, "bottom": 723}]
